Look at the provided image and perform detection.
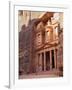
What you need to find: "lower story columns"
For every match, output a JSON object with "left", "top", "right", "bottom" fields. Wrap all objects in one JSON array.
[
  {"left": 37, "top": 49, "right": 57, "bottom": 72},
  {"left": 44, "top": 52, "right": 46, "bottom": 71},
  {"left": 50, "top": 50, "right": 52, "bottom": 69},
  {"left": 39, "top": 53, "right": 42, "bottom": 71},
  {"left": 54, "top": 49, "right": 57, "bottom": 69}
]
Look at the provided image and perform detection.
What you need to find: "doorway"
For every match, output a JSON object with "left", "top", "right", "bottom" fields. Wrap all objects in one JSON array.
[
  {"left": 42, "top": 53, "right": 44, "bottom": 71},
  {"left": 46, "top": 51, "right": 50, "bottom": 70},
  {"left": 51, "top": 50, "right": 55, "bottom": 68}
]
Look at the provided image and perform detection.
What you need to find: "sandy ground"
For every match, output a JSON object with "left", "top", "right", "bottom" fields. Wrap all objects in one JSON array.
[{"left": 19, "top": 70, "right": 60, "bottom": 79}]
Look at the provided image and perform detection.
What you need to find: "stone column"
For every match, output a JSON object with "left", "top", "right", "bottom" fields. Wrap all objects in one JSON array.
[
  {"left": 44, "top": 52, "right": 46, "bottom": 71},
  {"left": 39, "top": 53, "right": 42, "bottom": 71},
  {"left": 36, "top": 54, "right": 39, "bottom": 73},
  {"left": 50, "top": 50, "right": 52, "bottom": 70}
]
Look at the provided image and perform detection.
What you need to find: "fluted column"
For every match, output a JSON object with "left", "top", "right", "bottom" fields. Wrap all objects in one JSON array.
[
  {"left": 50, "top": 50, "right": 52, "bottom": 69},
  {"left": 44, "top": 52, "right": 46, "bottom": 71},
  {"left": 39, "top": 53, "right": 42, "bottom": 71}
]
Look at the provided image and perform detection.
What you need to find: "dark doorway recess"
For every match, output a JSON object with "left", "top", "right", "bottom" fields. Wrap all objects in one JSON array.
[
  {"left": 46, "top": 51, "right": 50, "bottom": 70},
  {"left": 42, "top": 53, "right": 44, "bottom": 71},
  {"left": 51, "top": 50, "right": 55, "bottom": 68}
]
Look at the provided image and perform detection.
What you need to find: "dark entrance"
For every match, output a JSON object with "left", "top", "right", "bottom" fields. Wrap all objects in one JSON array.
[
  {"left": 51, "top": 50, "right": 55, "bottom": 68},
  {"left": 38, "top": 53, "right": 40, "bottom": 68},
  {"left": 42, "top": 53, "right": 44, "bottom": 71},
  {"left": 46, "top": 51, "right": 50, "bottom": 70}
]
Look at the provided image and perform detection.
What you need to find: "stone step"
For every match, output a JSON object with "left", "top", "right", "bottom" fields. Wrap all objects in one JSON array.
[{"left": 35, "top": 69, "right": 59, "bottom": 75}]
